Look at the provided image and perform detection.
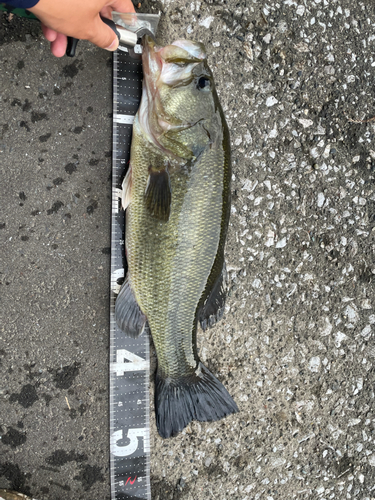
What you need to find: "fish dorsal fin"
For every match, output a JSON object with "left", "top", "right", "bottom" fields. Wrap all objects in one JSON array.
[
  {"left": 198, "top": 262, "right": 227, "bottom": 331},
  {"left": 115, "top": 276, "right": 147, "bottom": 338},
  {"left": 144, "top": 165, "right": 171, "bottom": 222},
  {"left": 121, "top": 165, "right": 132, "bottom": 210}
]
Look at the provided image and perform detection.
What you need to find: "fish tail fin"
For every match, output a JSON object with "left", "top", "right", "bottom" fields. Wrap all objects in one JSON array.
[{"left": 155, "top": 362, "right": 238, "bottom": 438}]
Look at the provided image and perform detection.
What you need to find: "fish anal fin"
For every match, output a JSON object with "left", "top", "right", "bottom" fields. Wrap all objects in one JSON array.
[
  {"left": 144, "top": 166, "right": 171, "bottom": 221},
  {"left": 121, "top": 165, "right": 132, "bottom": 210},
  {"left": 199, "top": 262, "right": 227, "bottom": 331},
  {"left": 115, "top": 276, "right": 147, "bottom": 338}
]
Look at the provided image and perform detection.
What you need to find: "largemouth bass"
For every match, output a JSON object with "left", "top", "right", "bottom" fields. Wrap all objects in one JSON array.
[{"left": 115, "top": 36, "right": 238, "bottom": 438}]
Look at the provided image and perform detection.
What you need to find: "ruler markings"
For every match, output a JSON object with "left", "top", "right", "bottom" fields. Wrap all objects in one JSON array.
[
  {"left": 110, "top": 49, "right": 150, "bottom": 500},
  {"left": 114, "top": 114, "right": 135, "bottom": 124}
]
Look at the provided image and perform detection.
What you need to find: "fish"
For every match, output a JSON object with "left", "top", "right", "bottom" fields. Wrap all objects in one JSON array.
[{"left": 115, "top": 36, "right": 238, "bottom": 438}]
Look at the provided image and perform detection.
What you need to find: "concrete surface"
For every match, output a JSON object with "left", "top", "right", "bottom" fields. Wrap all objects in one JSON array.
[{"left": 1, "top": 0, "right": 375, "bottom": 499}]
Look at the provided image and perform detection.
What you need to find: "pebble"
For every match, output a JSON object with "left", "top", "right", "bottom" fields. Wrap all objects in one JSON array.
[
  {"left": 317, "top": 192, "right": 325, "bottom": 207},
  {"left": 309, "top": 356, "right": 321, "bottom": 372}
]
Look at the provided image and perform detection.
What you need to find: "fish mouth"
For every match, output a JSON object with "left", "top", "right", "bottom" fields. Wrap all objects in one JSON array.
[
  {"left": 142, "top": 35, "right": 207, "bottom": 94},
  {"left": 142, "top": 35, "right": 206, "bottom": 73},
  {"left": 139, "top": 36, "right": 207, "bottom": 152},
  {"left": 140, "top": 35, "right": 207, "bottom": 135},
  {"left": 142, "top": 35, "right": 160, "bottom": 84},
  {"left": 138, "top": 36, "right": 163, "bottom": 150}
]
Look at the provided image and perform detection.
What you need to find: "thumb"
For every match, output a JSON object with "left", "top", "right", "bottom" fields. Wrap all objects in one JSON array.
[{"left": 87, "top": 15, "right": 119, "bottom": 51}]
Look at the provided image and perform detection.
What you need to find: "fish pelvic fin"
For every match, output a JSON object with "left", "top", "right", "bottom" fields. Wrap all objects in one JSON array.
[
  {"left": 144, "top": 166, "right": 171, "bottom": 222},
  {"left": 115, "top": 276, "right": 147, "bottom": 338},
  {"left": 155, "top": 362, "right": 238, "bottom": 438}
]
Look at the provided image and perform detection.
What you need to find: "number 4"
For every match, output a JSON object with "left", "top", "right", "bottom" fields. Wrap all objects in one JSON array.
[{"left": 111, "top": 349, "right": 148, "bottom": 376}]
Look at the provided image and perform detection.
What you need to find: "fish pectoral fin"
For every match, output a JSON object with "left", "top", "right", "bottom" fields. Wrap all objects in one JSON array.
[
  {"left": 199, "top": 262, "right": 227, "bottom": 331},
  {"left": 115, "top": 276, "right": 147, "bottom": 338},
  {"left": 121, "top": 165, "right": 132, "bottom": 210},
  {"left": 144, "top": 166, "right": 171, "bottom": 222}
]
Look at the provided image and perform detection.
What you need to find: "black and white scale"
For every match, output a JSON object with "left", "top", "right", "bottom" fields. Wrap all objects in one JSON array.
[{"left": 109, "top": 14, "right": 160, "bottom": 500}]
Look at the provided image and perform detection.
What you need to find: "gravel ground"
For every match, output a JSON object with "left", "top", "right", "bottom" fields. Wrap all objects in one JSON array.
[{"left": 1, "top": 1, "right": 375, "bottom": 499}]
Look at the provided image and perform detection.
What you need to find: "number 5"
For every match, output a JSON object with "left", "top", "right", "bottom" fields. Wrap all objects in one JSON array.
[{"left": 111, "top": 428, "right": 149, "bottom": 456}]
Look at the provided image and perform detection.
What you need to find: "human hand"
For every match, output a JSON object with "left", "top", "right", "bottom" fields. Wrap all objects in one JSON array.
[{"left": 29, "top": 0, "right": 136, "bottom": 57}]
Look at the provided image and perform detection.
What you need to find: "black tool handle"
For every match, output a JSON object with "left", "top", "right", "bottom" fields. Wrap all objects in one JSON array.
[
  {"left": 66, "top": 37, "right": 79, "bottom": 57},
  {"left": 66, "top": 15, "right": 120, "bottom": 57}
]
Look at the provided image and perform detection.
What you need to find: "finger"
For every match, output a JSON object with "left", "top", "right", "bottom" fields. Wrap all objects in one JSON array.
[
  {"left": 87, "top": 16, "right": 119, "bottom": 50},
  {"left": 50, "top": 33, "right": 68, "bottom": 58},
  {"left": 100, "top": 6, "right": 113, "bottom": 19},
  {"left": 107, "top": 0, "right": 136, "bottom": 14},
  {"left": 100, "top": 0, "right": 136, "bottom": 21},
  {"left": 41, "top": 23, "right": 58, "bottom": 42}
]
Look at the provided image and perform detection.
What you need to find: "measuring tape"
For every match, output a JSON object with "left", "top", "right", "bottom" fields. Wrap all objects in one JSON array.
[{"left": 110, "top": 46, "right": 151, "bottom": 500}]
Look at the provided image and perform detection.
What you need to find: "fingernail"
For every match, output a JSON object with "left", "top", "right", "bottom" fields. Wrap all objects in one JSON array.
[{"left": 105, "top": 38, "right": 119, "bottom": 51}]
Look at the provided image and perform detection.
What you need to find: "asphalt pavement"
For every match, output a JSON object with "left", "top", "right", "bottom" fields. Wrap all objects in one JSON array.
[{"left": 1, "top": 0, "right": 375, "bottom": 499}]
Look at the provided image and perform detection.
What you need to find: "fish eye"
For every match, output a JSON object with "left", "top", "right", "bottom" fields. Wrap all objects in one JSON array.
[{"left": 197, "top": 77, "right": 210, "bottom": 90}]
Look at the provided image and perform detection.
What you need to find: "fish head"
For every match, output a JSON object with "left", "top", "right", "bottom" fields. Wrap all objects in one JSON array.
[{"left": 140, "top": 36, "right": 223, "bottom": 160}]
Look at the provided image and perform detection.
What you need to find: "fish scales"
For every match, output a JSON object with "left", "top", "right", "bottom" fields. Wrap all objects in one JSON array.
[
  {"left": 115, "top": 36, "right": 238, "bottom": 438},
  {"left": 129, "top": 132, "right": 225, "bottom": 377}
]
